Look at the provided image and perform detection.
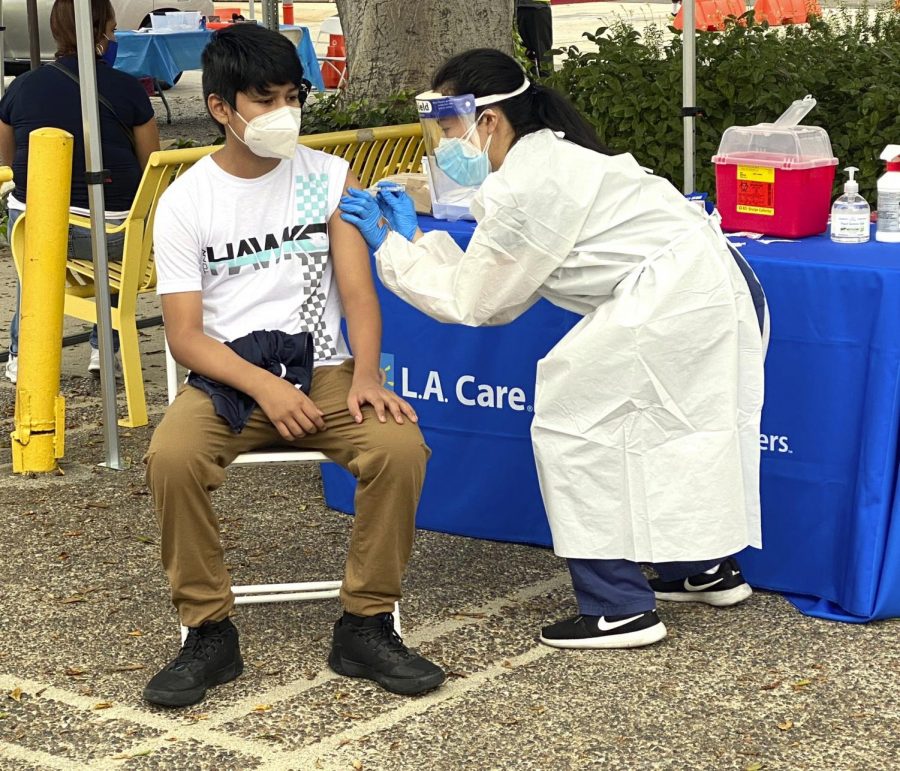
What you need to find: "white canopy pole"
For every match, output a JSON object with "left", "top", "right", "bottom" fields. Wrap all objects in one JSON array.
[
  {"left": 682, "top": 1, "right": 696, "bottom": 194},
  {"left": 73, "top": 0, "right": 122, "bottom": 469}
]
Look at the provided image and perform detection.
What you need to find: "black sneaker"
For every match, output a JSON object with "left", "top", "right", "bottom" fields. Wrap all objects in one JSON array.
[
  {"left": 540, "top": 610, "right": 667, "bottom": 650},
  {"left": 142, "top": 618, "right": 243, "bottom": 707},
  {"left": 649, "top": 557, "right": 753, "bottom": 607},
  {"left": 328, "top": 612, "right": 446, "bottom": 696}
]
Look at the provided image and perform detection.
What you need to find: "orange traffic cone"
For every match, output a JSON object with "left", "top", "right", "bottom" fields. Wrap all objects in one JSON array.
[{"left": 321, "top": 33, "right": 347, "bottom": 89}]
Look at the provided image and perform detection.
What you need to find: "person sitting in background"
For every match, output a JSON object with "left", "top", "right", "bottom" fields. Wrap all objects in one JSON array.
[{"left": 0, "top": 0, "right": 160, "bottom": 383}]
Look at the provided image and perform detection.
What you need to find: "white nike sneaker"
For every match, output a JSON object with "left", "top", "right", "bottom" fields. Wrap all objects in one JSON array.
[
  {"left": 4, "top": 354, "right": 17, "bottom": 385},
  {"left": 649, "top": 557, "right": 753, "bottom": 607},
  {"left": 88, "top": 347, "right": 122, "bottom": 379},
  {"left": 539, "top": 610, "right": 667, "bottom": 650}
]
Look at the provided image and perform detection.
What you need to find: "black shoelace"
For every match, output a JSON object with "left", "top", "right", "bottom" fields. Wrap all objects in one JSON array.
[
  {"left": 356, "top": 617, "right": 416, "bottom": 663},
  {"left": 169, "top": 628, "right": 226, "bottom": 672}
]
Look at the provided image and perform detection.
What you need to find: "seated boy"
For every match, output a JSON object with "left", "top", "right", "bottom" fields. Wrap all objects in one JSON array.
[{"left": 142, "top": 24, "right": 445, "bottom": 707}]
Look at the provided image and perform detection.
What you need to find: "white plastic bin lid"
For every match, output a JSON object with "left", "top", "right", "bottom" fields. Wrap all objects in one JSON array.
[
  {"left": 712, "top": 124, "right": 837, "bottom": 170},
  {"left": 712, "top": 96, "right": 837, "bottom": 170}
]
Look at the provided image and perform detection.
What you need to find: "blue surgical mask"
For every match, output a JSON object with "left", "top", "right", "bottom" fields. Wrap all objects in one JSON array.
[
  {"left": 433, "top": 120, "right": 492, "bottom": 187},
  {"left": 99, "top": 35, "right": 117, "bottom": 66}
]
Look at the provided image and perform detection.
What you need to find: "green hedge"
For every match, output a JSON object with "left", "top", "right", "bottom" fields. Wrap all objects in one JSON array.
[
  {"left": 544, "top": 4, "right": 900, "bottom": 203},
  {"left": 302, "top": 90, "right": 418, "bottom": 135}
]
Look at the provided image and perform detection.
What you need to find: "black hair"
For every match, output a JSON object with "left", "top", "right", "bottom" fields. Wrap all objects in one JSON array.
[
  {"left": 431, "top": 48, "right": 612, "bottom": 156},
  {"left": 201, "top": 24, "right": 309, "bottom": 134}
]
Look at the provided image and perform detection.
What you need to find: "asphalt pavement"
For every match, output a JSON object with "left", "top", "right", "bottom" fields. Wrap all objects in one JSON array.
[{"left": 0, "top": 3, "right": 897, "bottom": 769}]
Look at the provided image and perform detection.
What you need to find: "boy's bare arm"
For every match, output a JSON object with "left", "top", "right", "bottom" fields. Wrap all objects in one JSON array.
[
  {"left": 162, "top": 291, "right": 325, "bottom": 439},
  {"left": 330, "top": 171, "right": 417, "bottom": 425}
]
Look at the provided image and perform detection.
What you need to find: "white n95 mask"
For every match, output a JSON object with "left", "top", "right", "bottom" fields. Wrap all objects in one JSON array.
[
  {"left": 433, "top": 121, "right": 493, "bottom": 187},
  {"left": 230, "top": 106, "right": 302, "bottom": 160}
]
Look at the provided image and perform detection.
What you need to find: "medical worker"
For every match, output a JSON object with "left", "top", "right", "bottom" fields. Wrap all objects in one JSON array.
[{"left": 339, "top": 48, "right": 768, "bottom": 650}]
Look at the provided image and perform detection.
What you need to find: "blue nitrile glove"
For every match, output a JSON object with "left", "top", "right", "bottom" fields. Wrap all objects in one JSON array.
[
  {"left": 376, "top": 181, "right": 418, "bottom": 242},
  {"left": 339, "top": 188, "right": 388, "bottom": 250}
]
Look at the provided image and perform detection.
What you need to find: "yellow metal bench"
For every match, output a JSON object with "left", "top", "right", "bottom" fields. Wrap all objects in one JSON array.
[
  {"left": 9, "top": 123, "right": 424, "bottom": 428},
  {"left": 301, "top": 123, "right": 424, "bottom": 187}
]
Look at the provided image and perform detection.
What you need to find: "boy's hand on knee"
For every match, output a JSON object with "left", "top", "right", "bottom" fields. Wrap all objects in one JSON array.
[
  {"left": 253, "top": 376, "right": 326, "bottom": 439},
  {"left": 348, "top": 376, "right": 418, "bottom": 425}
]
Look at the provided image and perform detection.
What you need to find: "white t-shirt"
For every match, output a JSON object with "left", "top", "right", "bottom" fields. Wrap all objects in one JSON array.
[{"left": 154, "top": 146, "right": 351, "bottom": 365}]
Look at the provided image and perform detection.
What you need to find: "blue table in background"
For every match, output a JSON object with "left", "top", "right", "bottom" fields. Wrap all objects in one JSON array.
[
  {"left": 322, "top": 219, "right": 900, "bottom": 624},
  {"left": 115, "top": 26, "right": 324, "bottom": 92}
]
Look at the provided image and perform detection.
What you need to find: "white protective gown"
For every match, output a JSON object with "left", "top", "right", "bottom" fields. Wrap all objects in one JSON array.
[{"left": 376, "top": 129, "right": 766, "bottom": 562}]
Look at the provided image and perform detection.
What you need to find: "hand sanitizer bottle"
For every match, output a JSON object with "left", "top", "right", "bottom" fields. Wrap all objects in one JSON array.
[{"left": 830, "top": 167, "right": 870, "bottom": 244}]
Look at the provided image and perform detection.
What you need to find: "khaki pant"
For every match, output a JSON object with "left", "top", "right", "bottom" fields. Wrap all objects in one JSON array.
[{"left": 145, "top": 360, "right": 429, "bottom": 628}]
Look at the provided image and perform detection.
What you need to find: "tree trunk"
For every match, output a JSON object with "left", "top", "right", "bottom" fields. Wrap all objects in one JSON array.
[{"left": 334, "top": 0, "right": 516, "bottom": 103}]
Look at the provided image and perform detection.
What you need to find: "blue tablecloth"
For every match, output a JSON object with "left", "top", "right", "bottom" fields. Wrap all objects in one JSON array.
[
  {"left": 115, "top": 27, "right": 324, "bottom": 92},
  {"left": 322, "top": 218, "right": 900, "bottom": 624}
]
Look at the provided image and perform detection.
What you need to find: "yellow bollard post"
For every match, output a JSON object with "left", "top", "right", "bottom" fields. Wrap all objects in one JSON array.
[{"left": 10, "top": 128, "right": 73, "bottom": 473}]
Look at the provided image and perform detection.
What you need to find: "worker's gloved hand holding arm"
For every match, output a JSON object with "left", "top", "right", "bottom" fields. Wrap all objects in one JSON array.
[
  {"left": 339, "top": 188, "right": 388, "bottom": 250},
  {"left": 376, "top": 182, "right": 420, "bottom": 242}
]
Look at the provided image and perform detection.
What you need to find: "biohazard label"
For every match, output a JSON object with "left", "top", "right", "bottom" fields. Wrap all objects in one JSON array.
[{"left": 736, "top": 165, "right": 775, "bottom": 216}]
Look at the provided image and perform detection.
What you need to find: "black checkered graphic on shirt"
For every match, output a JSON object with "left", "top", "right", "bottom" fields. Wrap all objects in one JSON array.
[{"left": 296, "top": 249, "right": 337, "bottom": 360}]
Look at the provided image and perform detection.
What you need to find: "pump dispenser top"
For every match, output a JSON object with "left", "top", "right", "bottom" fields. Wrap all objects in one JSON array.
[
  {"left": 880, "top": 145, "right": 900, "bottom": 168},
  {"left": 843, "top": 166, "right": 860, "bottom": 195}
]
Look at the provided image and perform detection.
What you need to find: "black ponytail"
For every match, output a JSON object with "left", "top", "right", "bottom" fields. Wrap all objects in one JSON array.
[{"left": 431, "top": 48, "right": 612, "bottom": 156}]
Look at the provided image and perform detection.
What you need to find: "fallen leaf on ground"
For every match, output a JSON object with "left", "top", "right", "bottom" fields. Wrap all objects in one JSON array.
[
  {"left": 791, "top": 679, "right": 811, "bottom": 690},
  {"left": 64, "top": 667, "right": 88, "bottom": 677},
  {"left": 759, "top": 681, "right": 781, "bottom": 691},
  {"left": 777, "top": 720, "right": 793, "bottom": 731},
  {"left": 352, "top": 760, "right": 363, "bottom": 770},
  {"left": 8, "top": 688, "right": 22, "bottom": 702},
  {"left": 126, "top": 630, "right": 143, "bottom": 637},
  {"left": 745, "top": 762, "right": 765, "bottom": 771},
  {"left": 109, "top": 663, "right": 144, "bottom": 672},
  {"left": 93, "top": 702, "right": 113, "bottom": 710},
  {"left": 252, "top": 704, "right": 272, "bottom": 712},
  {"left": 135, "top": 535, "right": 156, "bottom": 544}
]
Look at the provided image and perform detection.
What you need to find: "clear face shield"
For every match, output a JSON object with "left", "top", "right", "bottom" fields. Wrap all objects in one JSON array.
[
  {"left": 415, "top": 78, "right": 531, "bottom": 220},
  {"left": 416, "top": 93, "right": 483, "bottom": 216}
]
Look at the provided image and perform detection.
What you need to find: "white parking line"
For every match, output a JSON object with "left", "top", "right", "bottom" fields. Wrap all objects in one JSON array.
[{"left": 0, "top": 572, "right": 570, "bottom": 767}]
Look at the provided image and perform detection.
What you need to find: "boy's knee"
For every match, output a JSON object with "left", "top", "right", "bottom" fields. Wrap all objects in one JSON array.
[
  {"left": 359, "top": 424, "right": 430, "bottom": 477},
  {"left": 145, "top": 443, "right": 220, "bottom": 489}
]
